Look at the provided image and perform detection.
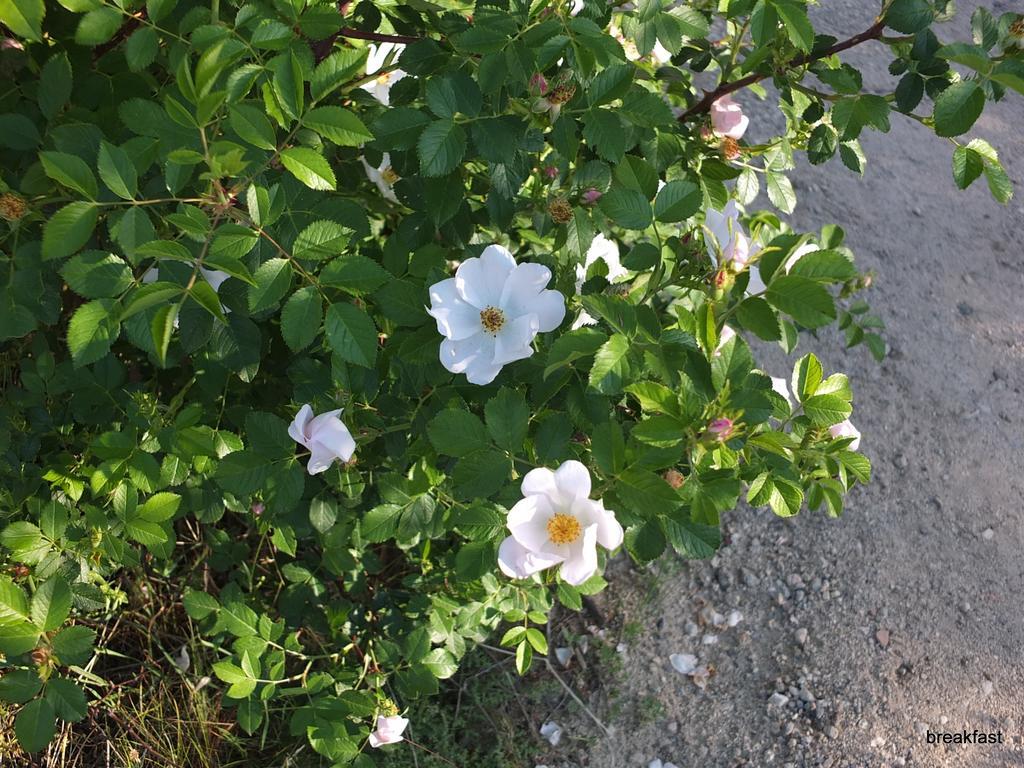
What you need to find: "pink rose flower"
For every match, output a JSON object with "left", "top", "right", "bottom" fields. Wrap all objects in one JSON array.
[{"left": 710, "top": 95, "right": 749, "bottom": 140}]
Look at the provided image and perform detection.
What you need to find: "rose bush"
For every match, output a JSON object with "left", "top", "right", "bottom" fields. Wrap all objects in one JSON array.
[{"left": 0, "top": 0, "right": 1020, "bottom": 761}]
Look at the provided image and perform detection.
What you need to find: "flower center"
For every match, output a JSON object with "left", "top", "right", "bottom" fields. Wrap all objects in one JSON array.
[
  {"left": 546, "top": 513, "right": 581, "bottom": 545},
  {"left": 479, "top": 306, "right": 506, "bottom": 334},
  {"left": 1011, "top": 19, "right": 1024, "bottom": 37},
  {"left": 381, "top": 167, "right": 399, "bottom": 184}
]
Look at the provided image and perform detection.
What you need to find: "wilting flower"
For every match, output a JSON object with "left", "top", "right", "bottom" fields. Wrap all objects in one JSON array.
[
  {"left": 532, "top": 81, "right": 576, "bottom": 121},
  {"left": 705, "top": 417, "right": 734, "bottom": 442},
  {"left": 572, "top": 234, "right": 627, "bottom": 329},
  {"left": 360, "top": 153, "right": 400, "bottom": 203},
  {"left": 368, "top": 715, "right": 409, "bottom": 748},
  {"left": 427, "top": 245, "right": 565, "bottom": 385},
  {"left": 547, "top": 197, "right": 573, "bottom": 223},
  {"left": 0, "top": 192, "right": 26, "bottom": 221},
  {"left": 498, "top": 460, "right": 623, "bottom": 586},
  {"left": 1008, "top": 17, "right": 1024, "bottom": 49},
  {"left": 360, "top": 43, "right": 407, "bottom": 105},
  {"left": 704, "top": 201, "right": 765, "bottom": 294},
  {"left": 710, "top": 94, "right": 749, "bottom": 140},
  {"left": 288, "top": 404, "right": 356, "bottom": 475},
  {"left": 828, "top": 419, "right": 861, "bottom": 450}
]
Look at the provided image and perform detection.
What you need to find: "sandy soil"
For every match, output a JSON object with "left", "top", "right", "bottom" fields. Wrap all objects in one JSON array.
[{"left": 546, "top": 2, "right": 1024, "bottom": 767}]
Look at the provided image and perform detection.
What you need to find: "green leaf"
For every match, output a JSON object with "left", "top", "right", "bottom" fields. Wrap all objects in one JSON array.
[
  {"left": 303, "top": 106, "right": 373, "bottom": 146},
  {"left": 453, "top": 450, "right": 509, "bottom": 500},
  {"left": 280, "top": 286, "right": 323, "bottom": 352},
  {"left": 74, "top": 6, "right": 122, "bottom": 46},
  {"left": 831, "top": 95, "right": 890, "bottom": 141},
  {"left": 0, "top": 576, "right": 29, "bottom": 624},
  {"left": 97, "top": 142, "right": 138, "bottom": 199},
  {"left": 50, "top": 625, "right": 96, "bottom": 666},
  {"left": 803, "top": 394, "right": 853, "bottom": 427},
  {"left": 229, "top": 104, "right": 277, "bottom": 150},
  {"left": 150, "top": 304, "right": 179, "bottom": 366},
  {"left": 269, "top": 50, "right": 304, "bottom": 121},
  {"left": 309, "top": 495, "right": 338, "bottom": 533},
  {"left": 0, "top": 113, "right": 39, "bottom": 149},
  {"left": 663, "top": 516, "right": 720, "bottom": 558},
  {"left": 42, "top": 202, "right": 99, "bottom": 261},
  {"left": 325, "top": 302, "right": 377, "bottom": 368},
  {"left": 67, "top": 298, "right": 120, "bottom": 367},
  {"left": 15, "top": 698, "right": 55, "bottom": 753},
  {"left": 320, "top": 255, "right": 390, "bottom": 294},
  {"left": 0, "top": 669, "right": 42, "bottom": 704},
  {"left": 124, "top": 25, "right": 159, "bottom": 71},
  {"left": 45, "top": 678, "right": 87, "bottom": 722},
  {"left": 582, "top": 110, "right": 626, "bottom": 163},
  {"left": 485, "top": 388, "right": 529, "bottom": 453},
  {"left": 807, "top": 124, "right": 838, "bottom": 165},
  {"left": 427, "top": 410, "right": 490, "bottom": 457},
  {"left": 280, "top": 147, "right": 336, "bottom": 190},
  {"left": 361, "top": 504, "right": 402, "bottom": 543},
  {"left": 247, "top": 258, "right": 292, "bottom": 312},
  {"left": 31, "top": 576, "right": 71, "bottom": 632},
  {"left": 933, "top": 81, "right": 984, "bottom": 137},
  {"left": 791, "top": 353, "right": 823, "bottom": 402},
  {"left": 766, "top": 276, "right": 836, "bottom": 328},
  {"left": 544, "top": 327, "right": 607, "bottom": 378},
  {"left": 417, "top": 119, "right": 467, "bottom": 177},
  {"left": 588, "top": 333, "right": 631, "bottom": 394},
  {"left": 311, "top": 48, "right": 368, "bottom": 101},
  {"left": 884, "top": 0, "right": 934, "bottom": 33},
  {"left": 654, "top": 180, "right": 701, "bottom": 223},
  {"left": 40, "top": 151, "right": 98, "bottom": 200},
  {"left": 952, "top": 145, "right": 984, "bottom": 190},
  {"left": 38, "top": 53, "right": 72, "bottom": 119},
  {"left": 293, "top": 220, "right": 351, "bottom": 261},
  {"left": 61, "top": 251, "right": 132, "bottom": 299},
  {"left": 599, "top": 187, "right": 652, "bottom": 230},
  {"left": 182, "top": 590, "right": 220, "bottom": 620},
  {"left": 624, "top": 519, "right": 667, "bottom": 563},
  {"left": 765, "top": 171, "right": 796, "bottom": 213},
  {"left": 422, "top": 648, "right": 458, "bottom": 679},
  {"left": 773, "top": 0, "right": 813, "bottom": 52},
  {"left": 1, "top": 0, "right": 44, "bottom": 40},
  {"left": 138, "top": 491, "right": 181, "bottom": 522},
  {"left": 371, "top": 107, "right": 432, "bottom": 151},
  {"left": 990, "top": 61, "right": 1024, "bottom": 97}
]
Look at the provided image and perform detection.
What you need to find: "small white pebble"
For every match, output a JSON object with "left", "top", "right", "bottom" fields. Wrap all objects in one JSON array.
[
  {"left": 982, "top": 680, "right": 994, "bottom": 696},
  {"left": 702, "top": 633, "right": 719, "bottom": 645},
  {"left": 670, "top": 653, "right": 698, "bottom": 675},
  {"left": 982, "top": 528, "right": 994, "bottom": 540},
  {"left": 727, "top": 609, "right": 743, "bottom": 627},
  {"left": 539, "top": 721, "right": 563, "bottom": 746}
]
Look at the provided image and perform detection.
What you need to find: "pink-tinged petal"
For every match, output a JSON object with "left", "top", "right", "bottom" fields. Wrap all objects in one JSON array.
[
  {"left": 368, "top": 715, "right": 408, "bottom": 748},
  {"left": 500, "top": 262, "right": 552, "bottom": 317},
  {"left": 507, "top": 495, "right": 556, "bottom": 551},
  {"left": 558, "top": 525, "right": 599, "bottom": 586},
  {"left": 455, "top": 245, "right": 516, "bottom": 308},
  {"left": 531, "top": 290, "right": 566, "bottom": 333},
  {"left": 521, "top": 466, "right": 559, "bottom": 500},
  {"left": 288, "top": 404, "right": 314, "bottom": 447},
  {"left": 554, "top": 460, "right": 591, "bottom": 500},
  {"left": 498, "top": 536, "right": 563, "bottom": 580},
  {"left": 306, "top": 441, "right": 339, "bottom": 474},
  {"left": 573, "top": 498, "right": 623, "bottom": 550},
  {"left": 428, "top": 278, "right": 482, "bottom": 340},
  {"left": 493, "top": 314, "right": 538, "bottom": 366},
  {"left": 829, "top": 419, "right": 861, "bottom": 450},
  {"left": 711, "top": 95, "right": 749, "bottom": 140}
]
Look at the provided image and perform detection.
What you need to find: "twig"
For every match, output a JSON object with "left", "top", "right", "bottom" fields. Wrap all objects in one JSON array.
[
  {"left": 339, "top": 27, "right": 419, "bottom": 44},
  {"left": 679, "top": 17, "right": 886, "bottom": 121}
]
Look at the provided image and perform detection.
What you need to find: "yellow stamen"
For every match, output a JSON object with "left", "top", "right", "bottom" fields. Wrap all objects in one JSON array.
[
  {"left": 546, "top": 513, "right": 582, "bottom": 545},
  {"left": 381, "top": 167, "right": 399, "bottom": 184},
  {"left": 479, "top": 306, "right": 505, "bottom": 334}
]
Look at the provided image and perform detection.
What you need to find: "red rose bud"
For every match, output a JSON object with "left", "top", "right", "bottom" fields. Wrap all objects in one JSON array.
[
  {"left": 581, "top": 187, "right": 602, "bottom": 204},
  {"left": 543, "top": 165, "right": 558, "bottom": 179},
  {"left": 530, "top": 72, "right": 549, "bottom": 95}
]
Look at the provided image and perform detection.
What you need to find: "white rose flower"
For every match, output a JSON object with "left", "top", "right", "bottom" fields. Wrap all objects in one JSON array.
[
  {"left": 571, "top": 234, "right": 627, "bottom": 329},
  {"left": 288, "top": 404, "right": 356, "bottom": 475},
  {"left": 498, "top": 460, "right": 623, "bottom": 586},
  {"left": 427, "top": 244, "right": 565, "bottom": 385},
  {"left": 368, "top": 714, "right": 409, "bottom": 748},
  {"left": 360, "top": 43, "right": 407, "bottom": 106},
  {"left": 828, "top": 419, "right": 861, "bottom": 450},
  {"left": 704, "top": 201, "right": 765, "bottom": 293},
  {"left": 360, "top": 152, "right": 400, "bottom": 203}
]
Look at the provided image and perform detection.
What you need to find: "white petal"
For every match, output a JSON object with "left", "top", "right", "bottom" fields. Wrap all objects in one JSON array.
[
  {"left": 829, "top": 419, "right": 861, "bottom": 450},
  {"left": 493, "top": 314, "right": 538, "bottom": 366},
  {"left": 558, "top": 524, "right": 598, "bottom": 586},
  {"left": 288, "top": 404, "right": 314, "bottom": 447},
  {"left": 554, "top": 460, "right": 591, "bottom": 500},
  {"left": 531, "top": 290, "right": 566, "bottom": 333},
  {"left": 309, "top": 416, "right": 356, "bottom": 462},
  {"left": 573, "top": 498, "right": 623, "bottom": 550},
  {"left": 428, "top": 278, "right": 482, "bottom": 340},
  {"left": 500, "top": 262, "right": 552, "bottom": 317},
  {"left": 306, "top": 441, "right": 338, "bottom": 474},
  {"left": 745, "top": 264, "right": 767, "bottom": 294},
  {"left": 521, "top": 466, "right": 559, "bottom": 500},
  {"left": 439, "top": 333, "right": 491, "bottom": 374},
  {"left": 507, "top": 494, "right": 556, "bottom": 552},
  {"left": 498, "top": 536, "right": 562, "bottom": 580},
  {"left": 455, "top": 245, "right": 516, "bottom": 309}
]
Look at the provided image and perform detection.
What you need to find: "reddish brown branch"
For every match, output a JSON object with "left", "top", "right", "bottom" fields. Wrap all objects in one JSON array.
[{"left": 679, "top": 18, "right": 886, "bottom": 122}]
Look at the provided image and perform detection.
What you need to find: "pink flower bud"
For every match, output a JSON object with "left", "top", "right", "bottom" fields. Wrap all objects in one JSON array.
[
  {"left": 251, "top": 502, "right": 265, "bottom": 517},
  {"left": 581, "top": 187, "right": 602, "bottom": 204},
  {"left": 543, "top": 165, "right": 558, "bottom": 179},
  {"left": 530, "top": 72, "right": 549, "bottom": 95},
  {"left": 706, "top": 418, "right": 734, "bottom": 441}
]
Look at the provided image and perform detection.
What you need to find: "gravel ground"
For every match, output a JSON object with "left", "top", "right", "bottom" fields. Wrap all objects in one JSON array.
[{"left": 539, "top": 2, "right": 1024, "bottom": 767}]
